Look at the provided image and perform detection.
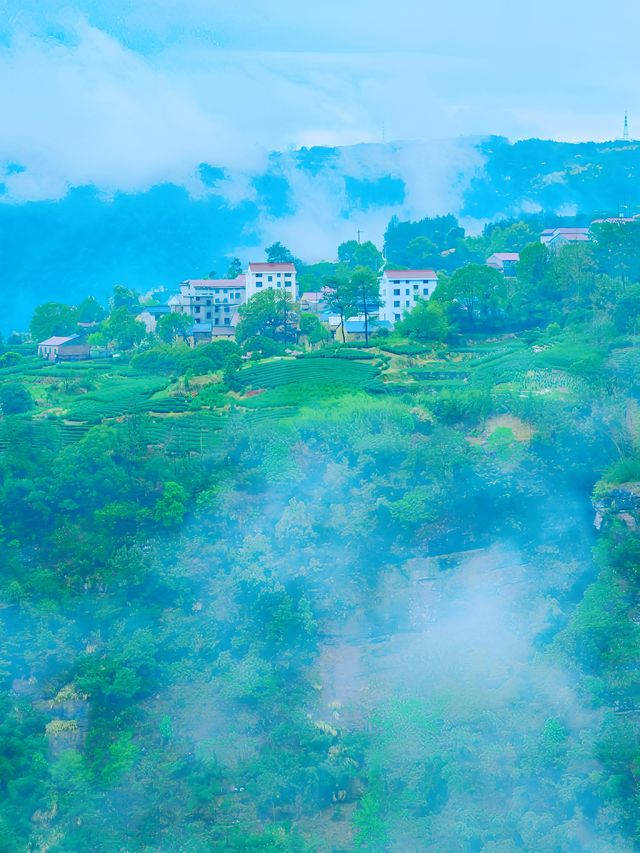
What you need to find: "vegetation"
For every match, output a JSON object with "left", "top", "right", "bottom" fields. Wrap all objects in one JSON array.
[{"left": 8, "top": 211, "right": 640, "bottom": 849}]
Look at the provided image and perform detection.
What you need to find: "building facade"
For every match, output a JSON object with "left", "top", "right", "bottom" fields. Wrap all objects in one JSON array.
[
  {"left": 38, "top": 335, "right": 90, "bottom": 361},
  {"left": 171, "top": 275, "right": 246, "bottom": 330},
  {"left": 379, "top": 269, "right": 439, "bottom": 325},
  {"left": 245, "top": 263, "right": 297, "bottom": 301}
]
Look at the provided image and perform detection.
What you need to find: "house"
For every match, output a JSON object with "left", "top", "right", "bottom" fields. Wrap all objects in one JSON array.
[
  {"left": 540, "top": 227, "right": 590, "bottom": 250},
  {"left": 38, "top": 335, "right": 90, "bottom": 361},
  {"left": 135, "top": 305, "right": 171, "bottom": 334},
  {"left": 343, "top": 318, "right": 393, "bottom": 341},
  {"left": 171, "top": 275, "right": 246, "bottom": 331},
  {"left": 300, "top": 290, "right": 330, "bottom": 313},
  {"left": 378, "top": 269, "right": 439, "bottom": 325},
  {"left": 486, "top": 252, "right": 520, "bottom": 276},
  {"left": 245, "top": 263, "right": 297, "bottom": 301}
]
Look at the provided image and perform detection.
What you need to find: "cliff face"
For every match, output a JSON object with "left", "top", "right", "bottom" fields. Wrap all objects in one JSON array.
[{"left": 593, "top": 483, "right": 640, "bottom": 530}]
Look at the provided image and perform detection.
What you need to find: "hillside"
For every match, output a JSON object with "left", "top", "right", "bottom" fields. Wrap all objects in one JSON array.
[
  {"left": 4, "top": 136, "right": 640, "bottom": 333},
  {"left": 2, "top": 323, "right": 640, "bottom": 849}
]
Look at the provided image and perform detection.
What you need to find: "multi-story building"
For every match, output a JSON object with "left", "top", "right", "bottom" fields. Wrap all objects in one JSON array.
[
  {"left": 245, "top": 263, "right": 297, "bottom": 300},
  {"left": 171, "top": 275, "right": 246, "bottom": 330},
  {"left": 168, "top": 263, "right": 299, "bottom": 339},
  {"left": 378, "top": 269, "right": 439, "bottom": 325}
]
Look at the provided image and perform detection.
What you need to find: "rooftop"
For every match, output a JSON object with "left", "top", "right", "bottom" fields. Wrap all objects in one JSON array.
[
  {"left": 489, "top": 252, "right": 520, "bottom": 261},
  {"left": 185, "top": 275, "right": 246, "bottom": 289},
  {"left": 248, "top": 263, "right": 296, "bottom": 272},
  {"left": 383, "top": 269, "right": 438, "bottom": 280},
  {"left": 38, "top": 334, "right": 79, "bottom": 347}
]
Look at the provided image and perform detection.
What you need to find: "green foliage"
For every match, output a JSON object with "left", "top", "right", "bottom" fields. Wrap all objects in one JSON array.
[
  {"left": 30, "top": 302, "right": 77, "bottom": 342},
  {"left": 396, "top": 298, "right": 451, "bottom": 342},
  {"left": 156, "top": 312, "right": 191, "bottom": 342},
  {"left": 0, "top": 382, "right": 33, "bottom": 414},
  {"left": 103, "top": 306, "right": 146, "bottom": 350}
]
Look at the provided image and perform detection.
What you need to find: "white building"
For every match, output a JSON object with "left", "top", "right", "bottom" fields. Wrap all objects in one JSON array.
[
  {"left": 245, "top": 263, "right": 297, "bottom": 301},
  {"left": 379, "top": 269, "right": 439, "bottom": 325},
  {"left": 171, "top": 275, "right": 246, "bottom": 330}
]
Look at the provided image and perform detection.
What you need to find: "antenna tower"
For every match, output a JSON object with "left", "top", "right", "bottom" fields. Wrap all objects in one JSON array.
[{"left": 624, "top": 112, "right": 630, "bottom": 142}]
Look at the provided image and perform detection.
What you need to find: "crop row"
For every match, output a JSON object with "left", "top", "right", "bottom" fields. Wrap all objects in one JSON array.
[{"left": 238, "top": 357, "right": 378, "bottom": 389}]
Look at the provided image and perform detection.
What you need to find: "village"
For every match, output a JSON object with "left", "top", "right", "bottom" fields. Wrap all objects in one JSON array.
[{"left": 33, "top": 216, "right": 629, "bottom": 362}]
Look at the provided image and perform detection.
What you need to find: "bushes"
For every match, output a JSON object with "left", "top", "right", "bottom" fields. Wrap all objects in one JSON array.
[
  {"left": 131, "top": 341, "right": 240, "bottom": 376},
  {"left": 237, "top": 357, "right": 379, "bottom": 389},
  {"left": 0, "top": 383, "right": 33, "bottom": 414}
]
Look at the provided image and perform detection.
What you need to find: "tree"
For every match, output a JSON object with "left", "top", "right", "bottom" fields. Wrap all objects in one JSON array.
[
  {"left": 76, "top": 296, "right": 106, "bottom": 324},
  {"left": 338, "top": 240, "right": 383, "bottom": 271},
  {"left": 396, "top": 299, "right": 451, "bottom": 342},
  {"left": 549, "top": 243, "right": 596, "bottom": 302},
  {"left": 323, "top": 271, "right": 356, "bottom": 343},
  {"left": 235, "top": 290, "right": 298, "bottom": 344},
  {"left": 613, "top": 284, "right": 640, "bottom": 334},
  {"left": 30, "top": 303, "right": 77, "bottom": 342},
  {"left": 226, "top": 257, "right": 243, "bottom": 278},
  {"left": 299, "top": 313, "right": 329, "bottom": 345},
  {"left": 0, "top": 383, "right": 33, "bottom": 415},
  {"left": 156, "top": 313, "right": 191, "bottom": 343},
  {"left": 103, "top": 307, "right": 146, "bottom": 350},
  {"left": 347, "top": 267, "right": 382, "bottom": 344},
  {"left": 110, "top": 284, "right": 140, "bottom": 312},
  {"left": 266, "top": 242, "right": 296, "bottom": 264},
  {"left": 435, "top": 264, "right": 506, "bottom": 330},
  {"left": 406, "top": 236, "right": 439, "bottom": 270},
  {"left": 154, "top": 481, "right": 188, "bottom": 527}
]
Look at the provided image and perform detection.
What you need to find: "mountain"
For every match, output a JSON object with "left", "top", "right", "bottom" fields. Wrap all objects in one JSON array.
[{"left": 2, "top": 136, "right": 640, "bottom": 333}]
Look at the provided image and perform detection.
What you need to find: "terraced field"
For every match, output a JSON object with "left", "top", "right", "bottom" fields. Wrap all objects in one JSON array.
[{"left": 237, "top": 357, "right": 379, "bottom": 389}]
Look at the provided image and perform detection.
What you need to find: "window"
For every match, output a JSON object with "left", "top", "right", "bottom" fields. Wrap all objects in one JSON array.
[
  {"left": 206, "top": 312, "right": 211, "bottom": 319},
  {"left": 393, "top": 300, "right": 400, "bottom": 307},
  {"left": 285, "top": 272, "right": 292, "bottom": 278},
  {"left": 393, "top": 289, "right": 400, "bottom": 295},
  {"left": 405, "top": 301, "right": 410, "bottom": 307},
  {"left": 255, "top": 272, "right": 263, "bottom": 277},
  {"left": 276, "top": 273, "right": 281, "bottom": 278},
  {"left": 214, "top": 317, "right": 219, "bottom": 325},
  {"left": 224, "top": 317, "right": 231, "bottom": 325},
  {"left": 413, "top": 284, "right": 419, "bottom": 290},
  {"left": 268, "top": 275, "right": 273, "bottom": 282},
  {"left": 224, "top": 306, "right": 230, "bottom": 312},
  {"left": 223, "top": 289, "right": 228, "bottom": 294},
  {"left": 405, "top": 289, "right": 410, "bottom": 295},
  {"left": 195, "top": 306, "right": 201, "bottom": 313},
  {"left": 256, "top": 281, "right": 262, "bottom": 288},
  {"left": 394, "top": 313, "right": 400, "bottom": 321},
  {"left": 285, "top": 281, "right": 291, "bottom": 287},
  {"left": 277, "top": 282, "right": 281, "bottom": 287},
  {"left": 206, "top": 299, "right": 211, "bottom": 305},
  {"left": 422, "top": 288, "right": 429, "bottom": 296}
]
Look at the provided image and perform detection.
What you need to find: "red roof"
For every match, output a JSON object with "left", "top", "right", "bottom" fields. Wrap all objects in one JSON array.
[
  {"left": 248, "top": 263, "right": 296, "bottom": 272},
  {"left": 384, "top": 269, "right": 438, "bottom": 280}
]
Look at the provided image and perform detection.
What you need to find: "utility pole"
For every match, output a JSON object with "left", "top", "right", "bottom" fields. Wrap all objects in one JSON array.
[
  {"left": 357, "top": 229, "right": 361, "bottom": 245},
  {"left": 624, "top": 111, "right": 630, "bottom": 142}
]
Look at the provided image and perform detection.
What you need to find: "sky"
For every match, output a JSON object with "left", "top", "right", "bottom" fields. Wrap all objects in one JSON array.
[{"left": 1, "top": 1, "right": 640, "bottom": 201}]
